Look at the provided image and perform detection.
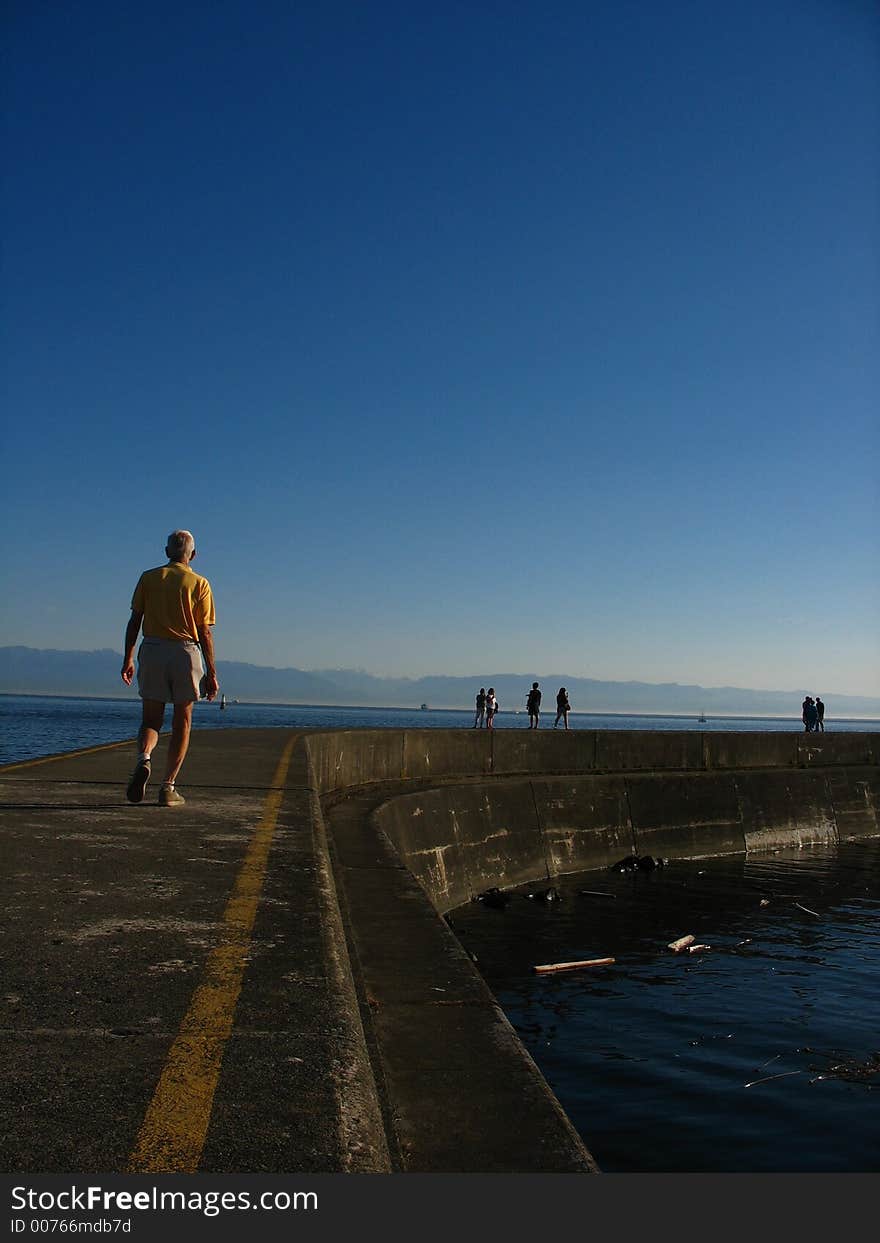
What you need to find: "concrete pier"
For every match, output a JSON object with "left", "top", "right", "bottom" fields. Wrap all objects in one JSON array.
[{"left": 1, "top": 727, "right": 877, "bottom": 1174}]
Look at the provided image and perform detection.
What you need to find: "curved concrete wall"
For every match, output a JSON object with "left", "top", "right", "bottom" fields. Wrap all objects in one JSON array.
[
  {"left": 303, "top": 727, "right": 878, "bottom": 1171},
  {"left": 305, "top": 729, "right": 880, "bottom": 913},
  {"left": 373, "top": 767, "right": 879, "bottom": 911}
]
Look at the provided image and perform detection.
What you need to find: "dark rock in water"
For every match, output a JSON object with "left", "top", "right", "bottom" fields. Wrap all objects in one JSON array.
[
  {"left": 611, "top": 855, "right": 640, "bottom": 872},
  {"left": 527, "top": 885, "right": 562, "bottom": 902},
  {"left": 611, "top": 854, "right": 667, "bottom": 872},
  {"left": 475, "top": 886, "right": 510, "bottom": 909}
]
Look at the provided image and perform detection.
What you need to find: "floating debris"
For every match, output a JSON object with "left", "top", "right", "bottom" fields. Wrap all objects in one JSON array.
[
  {"left": 759, "top": 898, "right": 770, "bottom": 907},
  {"left": 474, "top": 887, "right": 510, "bottom": 909},
  {"left": 668, "top": 934, "right": 695, "bottom": 953},
  {"left": 526, "top": 886, "right": 561, "bottom": 902},
  {"left": 795, "top": 902, "right": 821, "bottom": 918},
  {"left": 808, "top": 1052, "right": 880, "bottom": 1085},
  {"left": 757, "top": 1054, "right": 782, "bottom": 1070},
  {"left": 610, "top": 854, "right": 666, "bottom": 872},
  {"left": 744, "top": 1070, "right": 804, "bottom": 1089},
  {"left": 688, "top": 943, "right": 712, "bottom": 954},
  {"left": 578, "top": 890, "right": 616, "bottom": 898},
  {"left": 534, "top": 957, "right": 615, "bottom": 974}
]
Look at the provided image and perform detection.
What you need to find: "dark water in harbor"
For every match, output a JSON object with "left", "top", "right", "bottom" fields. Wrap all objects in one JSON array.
[
  {"left": 449, "top": 842, "right": 880, "bottom": 1172},
  {"left": 1, "top": 693, "right": 877, "bottom": 766}
]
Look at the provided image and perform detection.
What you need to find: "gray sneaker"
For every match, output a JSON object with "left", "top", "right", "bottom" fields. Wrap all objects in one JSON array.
[
  {"left": 158, "top": 785, "right": 185, "bottom": 807},
  {"left": 126, "top": 759, "right": 151, "bottom": 804}
]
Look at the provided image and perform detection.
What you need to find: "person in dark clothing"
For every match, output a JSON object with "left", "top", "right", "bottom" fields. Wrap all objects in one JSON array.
[
  {"left": 803, "top": 696, "right": 818, "bottom": 732},
  {"left": 554, "top": 687, "right": 571, "bottom": 729},
  {"left": 474, "top": 687, "right": 487, "bottom": 728},
  {"left": 526, "top": 682, "right": 542, "bottom": 729},
  {"left": 815, "top": 697, "right": 825, "bottom": 731}
]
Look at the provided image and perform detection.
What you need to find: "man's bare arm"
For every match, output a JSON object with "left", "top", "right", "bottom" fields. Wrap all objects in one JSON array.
[
  {"left": 121, "top": 610, "right": 143, "bottom": 685},
  {"left": 198, "top": 626, "right": 219, "bottom": 701}
]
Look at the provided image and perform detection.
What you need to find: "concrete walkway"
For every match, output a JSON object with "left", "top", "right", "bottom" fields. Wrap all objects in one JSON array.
[
  {"left": 0, "top": 730, "right": 389, "bottom": 1174},
  {"left": 0, "top": 728, "right": 595, "bottom": 1175}
]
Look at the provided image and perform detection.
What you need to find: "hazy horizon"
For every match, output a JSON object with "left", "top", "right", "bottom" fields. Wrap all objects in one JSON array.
[{"left": 3, "top": 641, "right": 875, "bottom": 710}]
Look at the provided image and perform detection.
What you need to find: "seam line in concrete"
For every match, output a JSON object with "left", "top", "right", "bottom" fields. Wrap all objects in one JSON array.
[{"left": 125, "top": 733, "right": 298, "bottom": 1174}]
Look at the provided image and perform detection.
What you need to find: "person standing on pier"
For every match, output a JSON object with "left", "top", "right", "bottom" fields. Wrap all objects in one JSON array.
[
  {"left": 486, "top": 688, "right": 499, "bottom": 729},
  {"left": 474, "top": 687, "right": 487, "bottom": 728},
  {"left": 526, "top": 682, "right": 542, "bottom": 729},
  {"left": 121, "top": 529, "right": 218, "bottom": 806},
  {"left": 554, "top": 687, "right": 571, "bottom": 729},
  {"left": 815, "top": 697, "right": 825, "bottom": 731}
]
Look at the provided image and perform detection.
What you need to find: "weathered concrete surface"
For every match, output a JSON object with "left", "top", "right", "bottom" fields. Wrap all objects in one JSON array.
[
  {"left": 534, "top": 776, "right": 634, "bottom": 875},
  {"left": 0, "top": 730, "right": 388, "bottom": 1175},
  {"left": 325, "top": 790, "right": 597, "bottom": 1172},
  {"left": 628, "top": 773, "right": 744, "bottom": 861},
  {"left": 491, "top": 729, "right": 597, "bottom": 775},
  {"left": 735, "top": 770, "right": 838, "bottom": 852},
  {"left": 3, "top": 725, "right": 878, "bottom": 1176},
  {"left": 371, "top": 750, "right": 880, "bottom": 912}
]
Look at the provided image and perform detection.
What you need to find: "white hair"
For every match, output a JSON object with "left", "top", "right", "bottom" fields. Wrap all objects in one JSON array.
[{"left": 166, "top": 529, "right": 195, "bottom": 560}]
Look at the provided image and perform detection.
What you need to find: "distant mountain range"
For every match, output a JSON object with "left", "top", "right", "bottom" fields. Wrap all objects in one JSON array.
[{"left": 1, "top": 646, "right": 878, "bottom": 719}]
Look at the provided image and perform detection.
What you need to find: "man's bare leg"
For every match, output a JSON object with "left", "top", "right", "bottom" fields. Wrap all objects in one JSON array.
[
  {"left": 138, "top": 700, "right": 165, "bottom": 758},
  {"left": 126, "top": 700, "right": 164, "bottom": 802},
  {"left": 163, "top": 702, "right": 194, "bottom": 787}
]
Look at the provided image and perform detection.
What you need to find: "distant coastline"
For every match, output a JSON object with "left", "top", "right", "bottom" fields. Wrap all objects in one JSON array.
[{"left": 2, "top": 647, "right": 879, "bottom": 719}]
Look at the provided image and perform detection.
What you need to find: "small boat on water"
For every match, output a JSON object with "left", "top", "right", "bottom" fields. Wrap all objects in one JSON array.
[
  {"left": 420, "top": 703, "right": 429, "bottom": 711},
  {"left": 698, "top": 709, "right": 707, "bottom": 723},
  {"left": 220, "top": 694, "right": 227, "bottom": 711}
]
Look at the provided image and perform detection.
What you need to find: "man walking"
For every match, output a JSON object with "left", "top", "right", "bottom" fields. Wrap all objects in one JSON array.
[{"left": 121, "top": 530, "right": 218, "bottom": 806}]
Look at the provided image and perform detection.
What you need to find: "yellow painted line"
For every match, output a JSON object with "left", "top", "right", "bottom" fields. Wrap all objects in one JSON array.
[
  {"left": 0, "top": 737, "right": 136, "bottom": 773},
  {"left": 126, "top": 732, "right": 298, "bottom": 1174}
]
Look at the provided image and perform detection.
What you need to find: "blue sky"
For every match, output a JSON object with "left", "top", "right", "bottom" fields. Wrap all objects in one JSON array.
[{"left": 2, "top": 0, "right": 878, "bottom": 695}]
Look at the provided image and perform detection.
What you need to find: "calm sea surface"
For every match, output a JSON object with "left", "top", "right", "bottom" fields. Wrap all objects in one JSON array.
[
  {"left": 2, "top": 694, "right": 878, "bottom": 1172},
  {"left": 1, "top": 693, "right": 877, "bottom": 767},
  {"left": 450, "top": 842, "right": 880, "bottom": 1172}
]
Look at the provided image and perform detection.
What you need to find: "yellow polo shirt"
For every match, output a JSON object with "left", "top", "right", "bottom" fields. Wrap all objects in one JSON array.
[{"left": 131, "top": 562, "right": 216, "bottom": 643}]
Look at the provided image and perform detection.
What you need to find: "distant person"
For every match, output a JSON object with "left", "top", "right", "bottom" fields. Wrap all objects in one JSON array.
[
  {"left": 486, "top": 688, "right": 499, "bottom": 729},
  {"left": 474, "top": 687, "right": 487, "bottom": 729},
  {"left": 121, "top": 530, "right": 218, "bottom": 806},
  {"left": 526, "top": 682, "right": 542, "bottom": 729},
  {"left": 815, "top": 697, "right": 825, "bottom": 732},
  {"left": 802, "top": 696, "right": 818, "bottom": 733},
  {"left": 554, "top": 687, "right": 571, "bottom": 730}
]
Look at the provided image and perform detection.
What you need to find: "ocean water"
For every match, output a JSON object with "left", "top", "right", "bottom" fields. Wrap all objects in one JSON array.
[
  {"left": 450, "top": 841, "right": 880, "bottom": 1172},
  {"left": 1, "top": 693, "right": 877, "bottom": 767}
]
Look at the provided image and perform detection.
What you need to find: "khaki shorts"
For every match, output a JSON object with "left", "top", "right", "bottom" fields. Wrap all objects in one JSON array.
[{"left": 137, "top": 638, "right": 203, "bottom": 704}]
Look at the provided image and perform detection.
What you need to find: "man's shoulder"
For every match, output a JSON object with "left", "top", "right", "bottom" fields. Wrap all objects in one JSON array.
[{"left": 175, "top": 563, "right": 212, "bottom": 590}]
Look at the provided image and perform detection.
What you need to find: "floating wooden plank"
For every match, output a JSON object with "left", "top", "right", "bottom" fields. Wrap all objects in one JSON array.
[
  {"left": 534, "top": 957, "right": 615, "bottom": 974},
  {"left": 688, "top": 943, "right": 712, "bottom": 954},
  {"left": 668, "top": 934, "right": 695, "bottom": 952}
]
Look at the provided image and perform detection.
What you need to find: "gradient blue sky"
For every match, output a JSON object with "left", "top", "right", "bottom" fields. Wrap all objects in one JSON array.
[{"left": 2, "top": 0, "right": 878, "bottom": 695}]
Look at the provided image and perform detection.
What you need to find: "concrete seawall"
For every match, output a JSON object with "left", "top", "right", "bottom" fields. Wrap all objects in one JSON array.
[
  {"left": 2, "top": 727, "right": 877, "bottom": 1175},
  {"left": 305, "top": 729, "right": 879, "bottom": 913}
]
